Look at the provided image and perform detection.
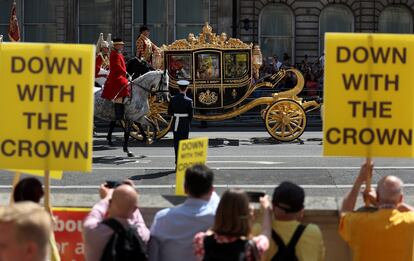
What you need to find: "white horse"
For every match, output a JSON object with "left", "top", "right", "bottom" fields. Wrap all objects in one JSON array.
[{"left": 94, "top": 70, "right": 169, "bottom": 156}]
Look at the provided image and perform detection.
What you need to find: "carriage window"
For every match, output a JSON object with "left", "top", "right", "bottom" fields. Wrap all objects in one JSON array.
[
  {"left": 167, "top": 54, "right": 192, "bottom": 80},
  {"left": 175, "top": 0, "right": 209, "bottom": 40},
  {"left": 78, "top": 0, "right": 113, "bottom": 44},
  {"left": 379, "top": 6, "right": 413, "bottom": 33},
  {"left": 259, "top": 4, "right": 294, "bottom": 63},
  {"left": 0, "top": 0, "right": 9, "bottom": 38},
  {"left": 319, "top": 5, "right": 354, "bottom": 55},
  {"left": 24, "top": 0, "right": 57, "bottom": 42},
  {"left": 195, "top": 53, "right": 220, "bottom": 80},
  {"left": 224, "top": 53, "right": 248, "bottom": 79},
  {"left": 134, "top": 0, "right": 167, "bottom": 45}
]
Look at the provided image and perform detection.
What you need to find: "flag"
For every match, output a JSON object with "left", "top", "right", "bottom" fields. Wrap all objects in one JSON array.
[{"left": 8, "top": 1, "right": 20, "bottom": 42}]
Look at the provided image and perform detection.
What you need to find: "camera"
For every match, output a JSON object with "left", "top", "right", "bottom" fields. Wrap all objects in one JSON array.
[
  {"left": 246, "top": 191, "right": 266, "bottom": 203},
  {"left": 105, "top": 180, "right": 123, "bottom": 189}
]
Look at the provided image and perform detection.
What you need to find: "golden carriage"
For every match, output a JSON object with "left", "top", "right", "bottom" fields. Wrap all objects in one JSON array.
[{"left": 130, "top": 23, "right": 321, "bottom": 142}]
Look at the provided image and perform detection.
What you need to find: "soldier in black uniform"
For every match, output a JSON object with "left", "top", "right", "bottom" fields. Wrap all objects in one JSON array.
[{"left": 168, "top": 80, "right": 193, "bottom": 164}]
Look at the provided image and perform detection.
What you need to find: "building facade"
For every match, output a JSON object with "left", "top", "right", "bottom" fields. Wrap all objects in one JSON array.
[{"left": 1, "top": 0, "right": 413, "bottom": 63}]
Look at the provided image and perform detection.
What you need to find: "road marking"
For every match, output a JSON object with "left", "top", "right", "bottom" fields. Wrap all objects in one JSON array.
[
  {"left": 110, "top": 155, "right": 332, "bottom": 158},
  {"left": 90, "top": 166, "right": 414, "bottom": 170},
  {"left": 207, "top": 161, "right": 283, "bottom": 165},
  {"left": 0, "top": 184, "right": 407, "bottom": 189}
]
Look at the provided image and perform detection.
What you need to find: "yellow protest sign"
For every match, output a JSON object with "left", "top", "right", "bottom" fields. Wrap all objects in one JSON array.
[
  {"left": 8, "top": 169, "right": 63, "bottom": 180},
  {"left": 0, "top": 43, "right": 95, "bottom": 171},
  {"left": 175, "top": 137, "right": 208, "bottom": 195},
  {"left": 323, "top": 33, "right": 414, "bottom": 157}
]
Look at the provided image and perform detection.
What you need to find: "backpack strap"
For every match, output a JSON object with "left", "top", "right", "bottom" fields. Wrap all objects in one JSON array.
[
  {"left": 271, "top": 229, "right": 287, "bottom": 250},
  {"left": 286, "top": 224, "right": 307, "bottom": 250},
  {"left": 102, "top": 218, "right": 126, "bottom": 234}
]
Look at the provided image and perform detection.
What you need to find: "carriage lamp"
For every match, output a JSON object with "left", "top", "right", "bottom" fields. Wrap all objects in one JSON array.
[{"left": 252, "top": 45, "right": 262, "bottom": 79}]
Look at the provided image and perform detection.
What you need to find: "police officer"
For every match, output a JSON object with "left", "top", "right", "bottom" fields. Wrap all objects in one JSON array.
[{"left": 168, "top": 80, "right": 193, "bottom": 164}]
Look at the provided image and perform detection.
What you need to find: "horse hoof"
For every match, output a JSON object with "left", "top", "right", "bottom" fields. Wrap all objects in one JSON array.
[{"left": 123, "top": 149, "right": 135, "bottom": 157}]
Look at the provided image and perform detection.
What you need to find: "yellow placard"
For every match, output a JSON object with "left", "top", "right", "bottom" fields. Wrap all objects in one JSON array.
[
  {"left": 323, "top": 33, "right": 414, "bottom": 157},
  {"left": 0, "top": 43, "right": 95, "bottom": 171},
  {"left": 175, "top": 137, "right": 208, "bottom": 195},
  {"left": 8, "top": 169, "right": 63, "bottom": 180}
]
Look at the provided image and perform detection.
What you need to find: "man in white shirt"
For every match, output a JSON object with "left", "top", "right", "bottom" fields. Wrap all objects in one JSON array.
[{"left": 148, "top": 164, "right": 219, "bottom": 261}]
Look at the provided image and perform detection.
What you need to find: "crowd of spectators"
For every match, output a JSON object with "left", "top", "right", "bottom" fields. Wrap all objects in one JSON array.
[
  {"left": 259, "top": 53, "right": 324, "bottom": 98},
  {"left": 1, "top": 162, "right": 414, "bottom": 261}
]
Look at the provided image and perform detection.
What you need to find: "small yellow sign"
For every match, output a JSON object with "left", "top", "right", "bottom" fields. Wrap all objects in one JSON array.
[
  {"left": 9, "top": 169, "right": 63, "bottom": 180},
  {"left": 323, "top": 33, "right": 414, "bottom": 157},
  {"left": 175, "top": 137, "right": 208, "bottom": 195},
  {"left": 0, "top": 43, "right": 95, "bottom": 171}
]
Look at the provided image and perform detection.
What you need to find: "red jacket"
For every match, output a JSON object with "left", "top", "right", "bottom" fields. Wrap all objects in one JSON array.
[{"left": 101, "top": 50, "right": 130, "bottom": 100}]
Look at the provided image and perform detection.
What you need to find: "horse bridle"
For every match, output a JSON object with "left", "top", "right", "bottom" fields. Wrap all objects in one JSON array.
[{"left": 131, "top": 71, "right": 169, "bottom": 95}]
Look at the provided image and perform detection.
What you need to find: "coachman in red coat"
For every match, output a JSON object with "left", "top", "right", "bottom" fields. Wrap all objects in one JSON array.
[
  {"left": 101, "top": 39, "right": 130, "bottom": 101},
  {"left": 101, "top": 38, "right": 135, "bottom": 157}
]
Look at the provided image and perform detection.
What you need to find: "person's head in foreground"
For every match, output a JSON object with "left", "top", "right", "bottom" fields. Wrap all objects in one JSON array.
[
  {"left": 0, "top": 202, "right": 52, "bottom": 261},
  {"left": 107, "top": 184, "right": 139, "bottom": 219},
  {"left": 184, "top": 164, "right": 214, "bottom": 200},
  {"left": 272, "top": 181, "right": 305, "bottom": 220},
  {"left": 213, "top": 189, "right": 252, "bottom": 237},
  {"left": 13, "top": 177, "right": 44, "bottom": 203},
  {"left": 376, "top": 176, "right": 403, "bottom": 208}
]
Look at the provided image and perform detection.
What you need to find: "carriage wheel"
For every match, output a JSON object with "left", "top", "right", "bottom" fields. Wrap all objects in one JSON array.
[
  {"left": 264, "top": 99, "right": 307, "bottom": 142},
  {"left": 127, "top": 95, "right": 172, "bottom": 143}
]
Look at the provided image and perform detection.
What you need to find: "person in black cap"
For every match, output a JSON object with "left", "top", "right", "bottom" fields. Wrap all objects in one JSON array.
[
  {"left": 260, "top": 181, "right": 325, "bottom": 261},
  {"left": 136, "top": 25, "right": 159, "bottom": 64},
  {"left": 168, "top": 80, "right": 193, "bottom": 165}
]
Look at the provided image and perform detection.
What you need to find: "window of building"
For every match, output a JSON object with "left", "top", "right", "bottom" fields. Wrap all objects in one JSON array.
[
  {"left": 0, "top": 0, "right": 10, "bottom": 39},
  {"left": 319, "top": 5, "right": 354, "bottom": 54},
  {"left": 175, "top": 0, "right": 209, "bottom": 40},
  {"left": 78, "top": 0, "right": 113, "bottom": 43},
  {"left": 133, "top": 0, "right": 167, "bottom": 47},
  {"left": 24, "top": 0, "right": 57, "bottom": 42},
  {"left": 259, "top": 4, "right": 294, "bottom": 63},
  {"left": 379, "top": 6, "right": 413, "bottom": 33}
]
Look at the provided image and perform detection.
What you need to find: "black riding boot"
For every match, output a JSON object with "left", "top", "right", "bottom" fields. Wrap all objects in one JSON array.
[
  {"left": 106, "top": 121, "right": 116, "bottom": 146},
  {"left": 123, "top": 121, "right": 135, "bottom": 157}
]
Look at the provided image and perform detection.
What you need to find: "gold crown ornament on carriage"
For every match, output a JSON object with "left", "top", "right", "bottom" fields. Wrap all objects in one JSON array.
[{"left": 133, "top": 22, "right": 321, "bottom": 143}]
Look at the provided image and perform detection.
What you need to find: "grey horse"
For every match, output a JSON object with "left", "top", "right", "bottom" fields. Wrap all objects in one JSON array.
[{"left": 94, "top": 70, "right": 169, "bottom": 156}]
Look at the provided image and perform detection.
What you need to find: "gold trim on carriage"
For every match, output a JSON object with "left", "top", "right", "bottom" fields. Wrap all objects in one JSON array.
[{"left": 134, "top": 22, "right": 321, "bottom": 142}]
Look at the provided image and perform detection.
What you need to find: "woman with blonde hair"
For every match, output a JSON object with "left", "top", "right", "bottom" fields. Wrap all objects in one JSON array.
[{"left": 193, "top": 189, "right": 272, "bottom": 261}]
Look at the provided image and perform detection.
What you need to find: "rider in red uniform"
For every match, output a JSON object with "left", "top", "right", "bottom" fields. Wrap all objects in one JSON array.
[
  {"left": 95, "top": 33, "right": 110, "bottom": 86},
  {"left": 101, "top": 38, "right": 129, "bottom": 101},
  {"left": 101, "top": 38, "right": 134, "bottom": 157}
]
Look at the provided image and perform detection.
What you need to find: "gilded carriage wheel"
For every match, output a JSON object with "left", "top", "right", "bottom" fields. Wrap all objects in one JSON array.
[
  {"left": 264, "top": 99, "right": 307, "bottom": 142},
  {"left": 125, "top": 95, "right": 172, "bottom": 143}
]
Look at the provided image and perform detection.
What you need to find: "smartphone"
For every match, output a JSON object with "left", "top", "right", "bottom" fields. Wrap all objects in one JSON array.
[
  {"left": 246, "top": 191, "right": 266, "bottom": 203},
  {"left": 105, "top": 180, "right": 123, "bottom": 189}
]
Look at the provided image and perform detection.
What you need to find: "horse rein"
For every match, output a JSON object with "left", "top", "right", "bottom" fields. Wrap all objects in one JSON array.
[{"left": 131, "top": 72, "right": 169, "bottom": 95}]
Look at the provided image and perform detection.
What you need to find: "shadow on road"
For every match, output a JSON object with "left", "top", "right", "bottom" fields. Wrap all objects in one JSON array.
[
  {"left": 129, "top": 170, "right": 175, "bottom": 180},
  {"left": 93, "top": 155, "right": 146, "bottom": 165}
]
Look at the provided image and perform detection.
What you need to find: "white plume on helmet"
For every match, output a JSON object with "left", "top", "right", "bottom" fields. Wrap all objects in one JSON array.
[{"left": 96, "top": 33, "right": 111, "bottom": 54}]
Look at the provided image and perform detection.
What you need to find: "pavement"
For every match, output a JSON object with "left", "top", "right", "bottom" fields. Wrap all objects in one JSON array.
[{"left": 1, "top": 128, "right": 414, "bottom": 210}]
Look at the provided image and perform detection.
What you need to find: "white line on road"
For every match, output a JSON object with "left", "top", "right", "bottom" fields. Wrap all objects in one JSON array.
[
  {"left": 207, "top": 161, "right": 283, "bottom": 165},
  {"left": 132, "top": 155, "right": 328, "bottom": 158},
  {"left": 91, "top": 166, "right": 414, "bottom": 170},
  {"left": 0, "top": 184, "right": 410, "bottom": 189}
]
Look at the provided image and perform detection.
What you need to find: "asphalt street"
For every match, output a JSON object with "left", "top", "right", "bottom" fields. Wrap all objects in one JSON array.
[{"left": 1, "top": 128, "right": 414, "bottom": 203}]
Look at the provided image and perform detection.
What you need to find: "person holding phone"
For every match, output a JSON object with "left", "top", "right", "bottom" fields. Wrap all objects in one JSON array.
[
  {"left": 193, "top": 189, "right": 272, "bottom": 261},
  {"left": 83, "top": 180, "right": 149, "bottom": 261}
]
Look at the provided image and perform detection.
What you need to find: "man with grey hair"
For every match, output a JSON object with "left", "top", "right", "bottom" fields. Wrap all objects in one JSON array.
[
  {"left": 0, "top": 201, "right": 52, "bottom": 261},
  {"left": 340, "top": 161, "right": 414, "bottom": 261}
]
